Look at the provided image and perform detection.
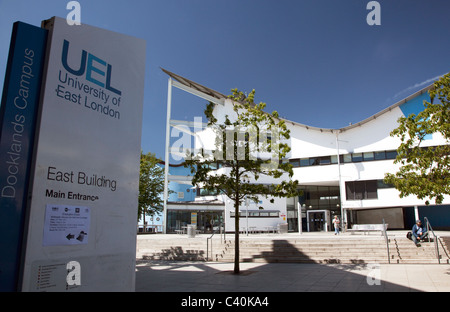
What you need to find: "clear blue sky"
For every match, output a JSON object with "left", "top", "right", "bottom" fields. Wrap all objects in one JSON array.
[{"left": 1, "top": 0, "right": 449, "bottom": 160}]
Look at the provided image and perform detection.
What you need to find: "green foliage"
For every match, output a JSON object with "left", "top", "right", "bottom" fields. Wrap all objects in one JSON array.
[
  {"left": 186, "top": 88, "right": 300, "bottom": 207},
  {"left": 185, "top": 89, "right": 300, "bottom": 273},
  {"left": 384, "top": 73, "right": 450, "bottom": 205},
  {"left": 138, "top": 151, "right": 166, "bottom": 220}
]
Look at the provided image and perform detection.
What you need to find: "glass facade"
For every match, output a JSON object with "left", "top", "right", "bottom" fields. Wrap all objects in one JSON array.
[
  {"left": 287, "top": 185, "right": 341, "bottom": 232},
  {"left": 167, "top": 210, "right": 223, "bottom": 234},
  {"left": 345, "top": 179, "right": 395, "bottom": 200},
  {"left": 287, "top": 148, "right": 401, "bottom": 168}
]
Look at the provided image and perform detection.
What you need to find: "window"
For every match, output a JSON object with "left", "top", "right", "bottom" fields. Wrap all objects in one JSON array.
[
  {"left": 300, "top": 158, "right": 310, "bottom": 167},
  {"left": 346, "top": 182, "right": 355, "bottom": 200},
  {"left": 345, "top": 180, "right": 378, "bottom": 200},
  {"left": 331, "top": 155, "right": 338, "bottom": 164},
  {"left": 319, "top": 156, "right": 331, "bottom": 165},
  {"left": 352, "top": 153, "right": 363, "bottom": 162},
  {"left": 230, "top": 210, "right": 279, "bottom": 218},
  {"left": 343, "top": 154, "right": 352, "bottom": 163},
  {"left": 354, "top": 181, "right": 365, "bottom": 199},
  {"left": 374, "top": 151, "right": 386, "bottom": 160},
  {"left": 377, "top": 179, "right": 394, "bottom": 189},
  {"left": 363, "top": 152, "right": 374, "bottom": 161},
  {"left": 198, "top": 188, "right": 220, "bottom": 196},
  {"left": 365, "top": 180, "right": 377, "bottom": 199},
  {"left": 208, "top": 163, "right": 218, "bottom": 170},
  {"left": 286, "top": 146, "right": 423, "bottom": 169},
  {"left": 309, "top": 157, "right": 320, "bottom": 166},
  {"left": 385, "top": 150, "right": 397, "bottom": 159}
]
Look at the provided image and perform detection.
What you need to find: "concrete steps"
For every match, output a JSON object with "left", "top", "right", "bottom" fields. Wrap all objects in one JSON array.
[
  {"left": 215, "top": 238, "right": 390, "bottom": 264},
  {"left": 388, "top": 237, "right": 450, "bottom": 264},
  {"left": 136, "top": 237, "right": 210, "bottom": 261},
  {"left": 136, "top": 234, "right": 450, "bottom": 264}
]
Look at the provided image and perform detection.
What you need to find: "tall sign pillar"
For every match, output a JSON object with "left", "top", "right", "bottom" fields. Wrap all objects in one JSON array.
[
  {"left": 0, "top": 22, "right": 48, "bottom": 292},
  {"left": 17, "top": 17, "right": 146, "bottom": 292}
]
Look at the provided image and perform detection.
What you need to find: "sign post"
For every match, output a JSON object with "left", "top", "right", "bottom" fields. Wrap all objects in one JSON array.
[
  {"left": 18, "top": 17, "right": 146, "bottom": 292},
  {"left": 0, "top": 22, "right": 48, "bottom": 292}
]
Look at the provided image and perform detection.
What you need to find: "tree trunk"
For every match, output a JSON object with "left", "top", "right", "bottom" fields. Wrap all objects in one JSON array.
[{"left": 234, "top": 197, "right": 240, "bottom": 274}]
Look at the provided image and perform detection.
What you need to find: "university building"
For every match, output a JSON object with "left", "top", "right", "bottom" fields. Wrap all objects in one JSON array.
[{"left": 160, "top": 68, "right": 450, "bottom": 234}]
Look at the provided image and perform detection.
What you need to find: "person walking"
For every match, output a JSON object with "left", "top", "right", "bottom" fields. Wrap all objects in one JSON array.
[{"left": 332, "top": 215, "right": 341, "bottom": 235}]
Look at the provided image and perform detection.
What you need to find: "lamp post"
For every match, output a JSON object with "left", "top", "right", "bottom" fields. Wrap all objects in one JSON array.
[
  {"left": 245, "top": 196, "right": 249, "bottom": 236},
  {"left": 163, "top": 78, "right": 173, "bottom": 234},
  {"left": 335, "top": 132, "right": 347, "bottom": 232},
  {"left": 297, "top": 200, "right": 302, "bottom": 234}
]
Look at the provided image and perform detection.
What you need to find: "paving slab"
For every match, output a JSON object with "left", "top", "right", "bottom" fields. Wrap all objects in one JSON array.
[{"left": 135, "top": 260, "right": 450, "bottom": 292}]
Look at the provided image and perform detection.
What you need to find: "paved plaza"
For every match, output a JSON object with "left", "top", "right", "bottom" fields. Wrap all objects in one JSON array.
[
  {"left": 135, "top": 231, "right": 450, "bottom": 292},
  {"left": 136, "top": 260, "right": 450, "bottom": 292}
]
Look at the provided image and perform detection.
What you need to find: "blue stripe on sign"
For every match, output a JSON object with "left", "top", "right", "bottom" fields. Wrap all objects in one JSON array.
[{"left": 0, "top": 21, "right": 47, "bottom": 292}]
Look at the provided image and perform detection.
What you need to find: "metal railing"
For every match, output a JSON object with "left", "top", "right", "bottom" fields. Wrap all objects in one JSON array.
[
  {"left": 206, "top": 223, "right": 224, "bottom": 261},
  {"left": 424, "top": 217, "right": 441, "bottom": 264},
  {"left": 382, "top": 219, "right": 390, "bottom": 264}
]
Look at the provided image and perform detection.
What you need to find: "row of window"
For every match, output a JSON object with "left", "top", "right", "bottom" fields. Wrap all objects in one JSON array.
[
  {"left": 182, "top": 146, "right": 444, "bottom": 172},
  {"left": 345, "top": 179, "right": 394, "bottom": 201},
  {"left": 288, "top": 150, "right": 398, "bottom": 168},
  {"left": 230, "top": 210, "right": 280, "bottom": 218},
  {"left": 196, "top": 179, "right": 394, "bottom": 200}
]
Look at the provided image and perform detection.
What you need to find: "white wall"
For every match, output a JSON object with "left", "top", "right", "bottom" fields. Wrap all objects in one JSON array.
[
  {"left": 224, "top": 196, "right": 287, "bottom": 232},
  {"left": 286, "top": 104, "right": 450, "bottom": 210},
  {"left": 188, "top": 90, "right": 450, "bottom": 229}
]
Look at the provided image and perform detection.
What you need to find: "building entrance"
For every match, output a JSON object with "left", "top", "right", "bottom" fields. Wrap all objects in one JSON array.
[
  {"left": 297, "top": 185, "right": 340, "bottom": 232},
  {"left": 307, "top": 210, "right": 330, "bottom": 232},
  {"left": 196, "top": 211, "right": 223, "bottom": 233},
  {"left": 167, "top": 210, "right": 223, "bottom": 234}
]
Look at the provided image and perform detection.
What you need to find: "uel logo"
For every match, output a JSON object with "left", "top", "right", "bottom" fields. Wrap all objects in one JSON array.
[{"left": 61, "top": 40, "right": 122, "bottom": 96}]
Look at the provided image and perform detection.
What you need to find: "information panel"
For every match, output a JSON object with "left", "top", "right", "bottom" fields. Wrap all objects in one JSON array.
[
  {"left": 42, "top": 204, "right": 90, "bottom": 246},
  {"left": 0, "top": 22, "right": 47, "bottom": 292},
  {"left": 21, "top": 17, "right": 146, "bottom": 292}
]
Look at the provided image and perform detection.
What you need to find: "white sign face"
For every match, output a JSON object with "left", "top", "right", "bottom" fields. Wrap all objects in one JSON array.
[
  {"left": 22, "top": 17, "right": 146, "bottom": 291},
  {"left": 43, "top": 204, "right": 90, "bottom": 246}
]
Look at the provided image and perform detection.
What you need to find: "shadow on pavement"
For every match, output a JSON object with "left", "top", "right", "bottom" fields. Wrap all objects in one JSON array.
[{"left": 135, "top": 240, "right": 421, "bottom": 292}]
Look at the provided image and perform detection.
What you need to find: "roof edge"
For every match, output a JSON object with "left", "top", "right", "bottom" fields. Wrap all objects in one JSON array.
[
  {"left": 338, "top": 84, "right": 434, "bottom": 132},
  {"left": 161, "top": 68, "right": 436, "bottom": 134}
]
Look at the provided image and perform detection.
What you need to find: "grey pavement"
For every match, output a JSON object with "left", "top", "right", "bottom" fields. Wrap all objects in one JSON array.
[
  {"left": 135, "top": 231, "right": 450, "bottom": 292},
  {"left": 135, "top": 260, "right": 450, "bottom": 292}
]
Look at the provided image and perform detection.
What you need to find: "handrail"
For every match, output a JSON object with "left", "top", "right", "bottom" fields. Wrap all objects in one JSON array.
[
  {"left": 206, "top": 232, "right": 214, "bottom": 261},
  {"left": 206, "top": 223, "right": 223, "bottom": 261},
  {"left": 382, "top": 219, "right": 390, "bottom": 264},
  {"left": 424, "top": 217, "right": 441, "bottom": 264}
]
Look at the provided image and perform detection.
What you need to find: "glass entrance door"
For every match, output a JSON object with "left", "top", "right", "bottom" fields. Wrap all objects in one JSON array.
[
  {"left": 309, "top": 211, "right": 324, "bottom": 231},
  {"left": 307, "top": 210, "right": 330, "bottom": 232},
  {"left": 197, "top": 211, "right": 223, "bottom": 233}
]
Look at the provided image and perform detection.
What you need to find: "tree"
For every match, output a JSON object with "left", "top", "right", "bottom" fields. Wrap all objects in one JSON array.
[
  {"left": 138, "top": 151, "right": 166, "bottom": 226},
  {"left": 185, "top": 89, "right": 300, "bottom": 274},
  {"left": 384, "top": 73, "right": 450, "bottom": 205}
]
